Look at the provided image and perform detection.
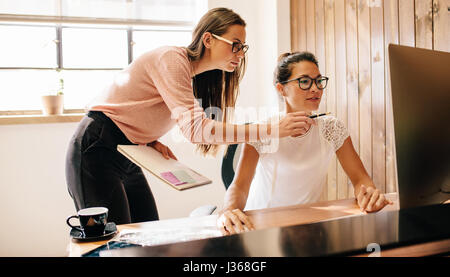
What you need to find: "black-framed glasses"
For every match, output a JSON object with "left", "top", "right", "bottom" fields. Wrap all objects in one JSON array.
[
  {"left": 280, "top": 76, "right": 329, "bottom": 90},
  {"left": 212, "top": 34, "right": 249, "bottom": 54}
]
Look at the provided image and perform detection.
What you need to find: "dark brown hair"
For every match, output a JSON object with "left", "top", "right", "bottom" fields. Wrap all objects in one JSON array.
[
  {"left": 185, "top": 7, "right": 247, "bottom": 156},
  {"left": 273, "top": 51, "right": 319, "bottom": 85}
]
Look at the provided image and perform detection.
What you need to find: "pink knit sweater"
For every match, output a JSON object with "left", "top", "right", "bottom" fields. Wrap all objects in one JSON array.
[{"left": 89, "top": 46, "right": 215, "bottom": 145}]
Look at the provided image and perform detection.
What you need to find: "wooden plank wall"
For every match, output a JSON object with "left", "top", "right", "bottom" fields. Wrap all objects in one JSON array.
[{"left": 290, "top": 0, "right": 450, "bottom": 200}]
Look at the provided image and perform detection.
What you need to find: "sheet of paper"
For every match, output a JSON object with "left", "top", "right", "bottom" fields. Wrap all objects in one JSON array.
[
  {"left": 116, "top": 227, "right": 222, "bottom": 247},
  {"left": 171, "top": 170, "right": 196, "bottom": 184},
  {"left": 112, "top": 215, "right": 221, "bottom": 247}
]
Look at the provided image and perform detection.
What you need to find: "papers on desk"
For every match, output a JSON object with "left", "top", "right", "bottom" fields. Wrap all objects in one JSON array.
[
  {"left": 115, "top": 227, "right": 222, "bottom": 247},
  {"left": 117, "top": 145, "right": 212, "bottom": 191},
  {"left": 113, "top": 214, "right": 222, "bottom": 247}
]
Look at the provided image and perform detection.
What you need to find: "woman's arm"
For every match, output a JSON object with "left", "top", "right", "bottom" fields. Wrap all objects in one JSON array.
[
  {"left": 217, "top": 143, "right": 260, "bottom": 235},
  {"left": 336, "top": 137, "right": 393, "bottom": 212},
  {"left": 211, "top": 112, "right": 316, "bottom": 144},
  {"left": 223, "top": 144, "right": 259, "bottom": 210},
  {"left": 181, "top": 111, "right": 315, "bottom": 145}
]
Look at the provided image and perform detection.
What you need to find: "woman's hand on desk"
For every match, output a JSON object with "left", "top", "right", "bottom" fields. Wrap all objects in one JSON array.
[
  {"left": 217, "top": 209, "right": 255, "bottom": 236},
  {"left": 147, "top": 141, "right": 177, "bottom": 160},
  {"left": 356, "top": 185, "right": 393, "bottom": 213}
]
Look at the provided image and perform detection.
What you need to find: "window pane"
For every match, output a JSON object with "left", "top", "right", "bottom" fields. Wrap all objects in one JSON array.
[
  {"left": 132, "top": 30, "right": 191, "bottom": 59},
  {"left": 0, "top": 70, "right": 58, "bottom": 110},
  {"left": 0, "top": 25, "right": 57, "bottom": 68},
  {"left": 132, "top": 0, "right": 198, "bottom": 22},
  {"left": 62, "top": 28, "right": 128, "bottom": 68},
  {"left": 62, "top": 70, "right": 119, "bottom": 109},
  {"left": 62, "top": 0, "right": 198, "bottom": 22},
  {"left": 0, "top": 0, "right": 56, "bottom": 16}
]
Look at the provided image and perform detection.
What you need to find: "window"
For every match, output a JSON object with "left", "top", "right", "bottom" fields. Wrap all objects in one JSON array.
[
  {"left": 62, "top": 27, "right": 129, "bottom": 69},
  {"left": 0, "top": 0, "right": 204, "bottom": 113},
  {"left": 132, "top": 29, "right": 192, "bottom": 59},
  {"left": 0, "top": 24, "right": 57, "bottom": 68}
]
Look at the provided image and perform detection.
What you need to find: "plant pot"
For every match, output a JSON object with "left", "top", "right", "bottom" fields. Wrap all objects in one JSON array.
[{"left": 41, "top": 95, "right": 64, "bottom": 115}]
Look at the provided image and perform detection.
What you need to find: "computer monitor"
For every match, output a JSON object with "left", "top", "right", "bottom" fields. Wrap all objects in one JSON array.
[{"left": 388, "top": 44, "right": 450, "bottom": 209}]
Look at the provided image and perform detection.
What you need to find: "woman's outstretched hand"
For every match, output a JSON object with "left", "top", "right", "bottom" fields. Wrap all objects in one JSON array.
[
  {"left": 277, "top": 111, "right": 316, "bottom": 138},
  {"left": 147, "top": 141, "right": 177, "bottom": 160},
  {"left": 356, "top": 184, "right": 393, "bottom": 213}
]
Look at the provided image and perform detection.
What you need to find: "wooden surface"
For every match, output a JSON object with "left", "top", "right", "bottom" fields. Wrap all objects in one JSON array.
[
  {"left": 335, "top": 0, "right": 349, "bottom": 199},
  {"left": 246, "top": 192, "right": 398, "bottom": 230},
  {"left": 67, "top": 193, "right": 399, "bottom": 257},
  {"left": 399, "top": 0, "right": 415, "bottom": 47},
  {"left": 324, "top": 0, "right": 337, "bottom": 201},
  {"left": 345, "top": 0, "right": 358, "bottom": 199},
  {"left": 415, "top": 0, "right": 433, "bottom": 50},
  {"left": 384, "top": 0, "right": 399, "bottom": 195},
  {"left": 433, "top": 0, "right": 450, "bottom": 52},
  {"left": 357, "top": 0, "right": 373, "bottom": 196},
  {"left": 371, "top": 0, "right": 386, "bottom": 194}
]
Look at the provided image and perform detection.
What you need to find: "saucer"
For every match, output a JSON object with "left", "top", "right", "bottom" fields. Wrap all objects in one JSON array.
[{"left": 70, "top": 222, "right": 118, "bottom": 242}]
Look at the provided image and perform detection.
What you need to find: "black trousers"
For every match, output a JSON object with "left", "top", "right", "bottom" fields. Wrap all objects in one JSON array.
[{"left": 65, "top": 111, "right": 159, "bottom": 224}]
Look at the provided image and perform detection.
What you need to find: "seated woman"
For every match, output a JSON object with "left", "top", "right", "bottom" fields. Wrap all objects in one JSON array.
[{"left": 217, "top": 52, "right": 393, "bottom": 235}]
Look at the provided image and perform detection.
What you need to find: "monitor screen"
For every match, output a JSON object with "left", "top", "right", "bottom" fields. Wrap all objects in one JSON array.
[{"left": 388, "top": 44, "right": 450, "bottom": 209}]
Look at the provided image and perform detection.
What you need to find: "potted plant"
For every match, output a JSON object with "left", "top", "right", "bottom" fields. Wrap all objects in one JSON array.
[{"left": 41, "top": 70, "right": 64, "bottom": 115}]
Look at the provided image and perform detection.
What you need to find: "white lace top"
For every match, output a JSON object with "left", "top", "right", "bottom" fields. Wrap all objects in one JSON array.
[{"left": 244, "top": 115, "right": 350, "bottom": 210}]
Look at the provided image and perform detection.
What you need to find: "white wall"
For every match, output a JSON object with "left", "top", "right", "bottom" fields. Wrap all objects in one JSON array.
[
  {"left": 0, "top": 0, "right": 290, "bottom": 256},
  {"left": 0, "top": 123, "right": 79, "bottom": 256}
]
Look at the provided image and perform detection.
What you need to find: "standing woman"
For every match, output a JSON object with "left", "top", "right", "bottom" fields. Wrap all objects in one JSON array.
[{"left": 66, "top": 8, "right": 314, "bottom": 225}]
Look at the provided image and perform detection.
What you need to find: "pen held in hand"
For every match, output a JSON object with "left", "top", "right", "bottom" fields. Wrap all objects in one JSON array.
[{"left": 309, "top": 112, "right": 331, "bottom": 119}]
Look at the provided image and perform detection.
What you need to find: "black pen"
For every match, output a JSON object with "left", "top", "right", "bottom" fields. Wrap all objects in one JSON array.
[{"left": 309, "top": 112, "right": 331, "bottom": 119}]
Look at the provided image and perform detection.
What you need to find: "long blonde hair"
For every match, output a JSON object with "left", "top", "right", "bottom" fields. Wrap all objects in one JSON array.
[{"left": 185, "top": 7, "right": 247, "bottom": 156}]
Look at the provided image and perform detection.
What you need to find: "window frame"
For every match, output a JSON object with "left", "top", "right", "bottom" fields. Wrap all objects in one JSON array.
[
  {"left": 0, "top": 22, "right": 134, "bottom": 71},
  {"left": 0, "top": 14, "right": 195, "bottom": 115}
]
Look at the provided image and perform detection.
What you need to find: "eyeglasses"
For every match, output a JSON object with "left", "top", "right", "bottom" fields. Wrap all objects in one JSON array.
[
  {"left": 279, "top": 76, "right": 329, "bottom": 90},
  {"left": 211, "top": 34, "right": 249, "bottom": 54}
]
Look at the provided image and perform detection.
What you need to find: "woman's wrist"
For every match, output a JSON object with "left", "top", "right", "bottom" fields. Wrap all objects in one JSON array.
[
  {"left": 218, "top": 207, "right": 231, "bottom": 217},
  {"left": 220, "top": 203, "right": 243, "bottom": 215},
  {"left": 146, "top": 141, "right": 157, "bottom": 147}
]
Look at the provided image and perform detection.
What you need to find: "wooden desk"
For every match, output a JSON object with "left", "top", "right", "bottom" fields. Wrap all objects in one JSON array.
[{"left": 68, "top": 193, "right": 400, "bottom": 256}]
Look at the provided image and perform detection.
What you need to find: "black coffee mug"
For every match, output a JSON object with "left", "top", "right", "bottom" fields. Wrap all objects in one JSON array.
[{"left": 66, "top": 207, "right": 108, "bottom": 238}]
